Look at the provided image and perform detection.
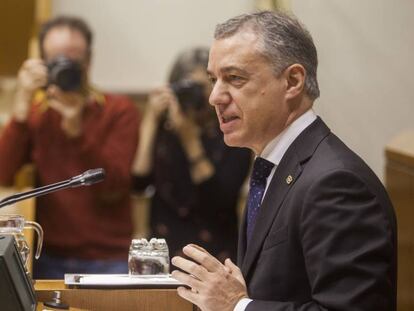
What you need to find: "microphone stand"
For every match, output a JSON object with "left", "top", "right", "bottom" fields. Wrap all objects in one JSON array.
[{"left": 0, "top": 168, "right": 105, "bottom": 209}]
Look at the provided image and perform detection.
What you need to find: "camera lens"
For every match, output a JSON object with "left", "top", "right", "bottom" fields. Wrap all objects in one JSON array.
[
  {"left": 171, "top": 80, "right": 205, "bottom": 112},
  {"left": 47, "top": 56, "right": 83, "bottom": 91}
]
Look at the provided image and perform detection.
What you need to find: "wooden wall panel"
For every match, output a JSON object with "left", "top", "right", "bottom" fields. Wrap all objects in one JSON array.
[
  {"left": 386, "top": 130, "right": 414, "bottom": 311},
  {"left": 0, "top": 0, "right": 35, "bottom": 76}
]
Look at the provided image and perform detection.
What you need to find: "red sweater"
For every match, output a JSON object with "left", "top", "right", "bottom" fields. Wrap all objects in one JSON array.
[{"left": 0, "top": 93, "right": 139, "bottom": 260}]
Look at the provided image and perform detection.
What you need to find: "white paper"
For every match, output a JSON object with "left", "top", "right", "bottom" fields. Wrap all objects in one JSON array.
[{"left": 64, "top": 273, "right": 183, "bottom": 287}]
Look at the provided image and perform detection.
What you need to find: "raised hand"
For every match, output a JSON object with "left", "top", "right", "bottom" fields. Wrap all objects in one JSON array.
[
  {"left": 13, "top": 59, "right": 48, "bottom": 122},
  {"left": 171, "top": 244, "right": 248, "bottom": 311},
  {"left": 146, "top": 86, "right": 176, "bottom": 121},
  {"left": 47, "top": 85, "right": 86, "bottom": 137}
]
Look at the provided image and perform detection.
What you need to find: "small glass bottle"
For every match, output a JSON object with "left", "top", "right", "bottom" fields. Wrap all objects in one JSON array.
[
  {"left": 128, "top": 238, "right": 147, "bottom": 276},
  {"left": 151, "top": 238, "right": 170, "bottom": 274},
  {"left": 128, "top": 238, "right": 170, "bottom": 276}
]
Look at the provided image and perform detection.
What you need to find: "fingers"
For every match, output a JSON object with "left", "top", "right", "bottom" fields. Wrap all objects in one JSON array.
[
  {"left": 47, "top": 85, "right": 85, "bottom": 105},
  {"left": 21, "top": 59, "right": 47, "bottom": 76},
  {"left": 171, "top": 244, "right": 226, "bottom": 282},
  {"left": 225, "top": 258, "right": 242, "bottom": 277},
  {"left": 148, "top": 86, "right": 176, "bottom": 117},
  {"left": 167, "top": 94, "right": 185, "bottom": 125},
  {"left": 149, "top": 88, "right": 173, "bottom": 104},
  {"left": 171, "top": 270, "right": 203, "bottom": 290},
  {"left": 172, "top": 248, "right": 249, "bottom": 311},
  {"left": 47, "top": 85, "right": 69, "bottom": 100},
  {"left": 188, "top": 243, "right": 209, "bottom": 253},
  {"left": 48, "top": 99, "right": 68, "bottom": 115},
  {"left": 182, "top": 244, "right": 224, "bottom": 273},
  {"left": 18, "top": 59, "right": 48, "bottom": 92},
  {"left": 171, "top": 255, "right": 209, "bottom": 281},
  {"left": 22, "top": 58, "right": 45, "bottom": 69},
  {"left": 47, "top": 91, "right": 85, "bottom": 120},
  {"left": 224, "top": 258, "right": 246, "bottom": 286},
  {"left": 176, "top": 286, "right": 198, "bottom": 305},
  {"left": 224, "top": 258, "right": 238, "bottom": 271}
]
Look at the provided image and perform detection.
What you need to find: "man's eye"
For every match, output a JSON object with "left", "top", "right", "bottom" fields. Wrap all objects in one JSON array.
[
  {"left": 229, "top": 75, "right": 242, "bottom": 81},
  {"left": 209, "top": 77, "right": 217, "bottom": 85},
  {"left": 228, "top": 75, "right": 245, "bottom": 86}
]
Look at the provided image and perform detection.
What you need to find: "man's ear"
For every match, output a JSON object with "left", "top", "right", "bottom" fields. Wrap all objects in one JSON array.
[{"left": 284, "top": 64, "right": 306, "bottom": 100}]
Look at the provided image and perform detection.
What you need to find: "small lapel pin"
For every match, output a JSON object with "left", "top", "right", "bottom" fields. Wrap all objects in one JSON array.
[{"left": 286, "top": 175, "right": 293, "bottom": 185}]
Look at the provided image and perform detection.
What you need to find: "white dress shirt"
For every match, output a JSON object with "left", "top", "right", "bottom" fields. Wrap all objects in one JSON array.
[{"left": 234, "top": 109, "right": 317, "bottom": 311}]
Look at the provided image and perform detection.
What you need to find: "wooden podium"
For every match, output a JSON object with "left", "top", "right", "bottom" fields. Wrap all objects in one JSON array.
[
  {"left": 385, "top": 130, "right": 414, "bottom": 311},
  {"left": 35, "top": 280, "right": 195, "bottom": 311}
]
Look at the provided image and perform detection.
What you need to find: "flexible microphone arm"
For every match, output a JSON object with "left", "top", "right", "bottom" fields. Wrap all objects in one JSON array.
[{"left": 0, "top": 168, "right": 105, "bottom": 209}]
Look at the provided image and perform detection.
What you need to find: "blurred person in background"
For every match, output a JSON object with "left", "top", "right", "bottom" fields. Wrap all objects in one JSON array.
[
  {"left": 0, "top": 16, "right": 139, "bottom": 278},
  {"left": 132, "top": 47, "right": 251, "bottom": 262}
]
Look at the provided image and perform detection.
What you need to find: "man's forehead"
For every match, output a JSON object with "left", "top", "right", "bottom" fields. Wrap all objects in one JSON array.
[
  {"left": 44, "top": 26, "right": 86, "bottom": 44},
  {"left": 43, "top": 26, "right": 88, "bottom": 60},
  {"left": 211, "top": 30, "right": 259, "bottom": 51},
  {"left": 208, "top": 32, "right": 264, "bottom": 73}
]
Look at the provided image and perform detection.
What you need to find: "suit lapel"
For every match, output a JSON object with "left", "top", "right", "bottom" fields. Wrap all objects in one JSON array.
[
  {"left": 239, "top": 117, "right": 331, "bottom": 278},
  {"left": 241, "top": 155, "right": 302, "bottom": 277},
  {"left": 237, "top": 206, "right": 247, "bottom": 266}
]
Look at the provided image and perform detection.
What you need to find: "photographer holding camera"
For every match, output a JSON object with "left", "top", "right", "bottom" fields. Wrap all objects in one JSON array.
[
  {"left": 132, "top": 47, "right": 251, "bottom": 262},
  {"left": 0, "top": 16, "right": 139, "bottom": 278}
]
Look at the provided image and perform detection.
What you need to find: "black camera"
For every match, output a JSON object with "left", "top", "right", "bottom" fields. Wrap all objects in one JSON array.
[
  {"left": 47, "top": 56, "right": 83, "bottom": 91},
  {"left": 171, "top": 80, "right": 205, "bottom": 112}
]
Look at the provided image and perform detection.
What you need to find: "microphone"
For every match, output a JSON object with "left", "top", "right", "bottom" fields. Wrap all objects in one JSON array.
[
  {"left": 0, "top": 168, "right": 105, "bottom": 209},
  {"left": 68, "top": 168, "right": 106, "bottom": 187}
]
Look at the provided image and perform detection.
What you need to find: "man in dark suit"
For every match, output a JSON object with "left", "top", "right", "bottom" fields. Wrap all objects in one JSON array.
[{"left": 171, "top": 11, "right": 397, "bottom": 311}]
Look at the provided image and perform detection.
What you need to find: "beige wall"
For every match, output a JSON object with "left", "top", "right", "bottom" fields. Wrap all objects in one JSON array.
[
  {"left": 292, "top": 0, "right": 414, "bottom": 179},
  {"left": 52, "top": 0, "right": 254, "bottom": 91},
  {"left": 51, "top": 0, "right": 414, "bottom": 180}
]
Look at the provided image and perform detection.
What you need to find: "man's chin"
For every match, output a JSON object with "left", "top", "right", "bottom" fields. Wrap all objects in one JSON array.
[{"left": 223, "top": 134, "right": 244, "bottom": 148}]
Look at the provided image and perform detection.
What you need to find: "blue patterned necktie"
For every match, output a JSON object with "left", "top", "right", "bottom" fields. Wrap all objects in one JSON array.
[{"left": 246, "top": 157, "right": 275, "bottom": 242}]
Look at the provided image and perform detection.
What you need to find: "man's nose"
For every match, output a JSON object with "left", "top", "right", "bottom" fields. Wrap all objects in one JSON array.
[{"left": 209, "top": 81, "right": 230, "bottom": 107}]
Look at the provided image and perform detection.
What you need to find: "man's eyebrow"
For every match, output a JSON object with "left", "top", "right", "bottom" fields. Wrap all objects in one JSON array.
[
  {"left": 207, "top": 66, "right": 250, "bottom": 76},
  {"left": 222, "top": 66, "right": 248, "bottom": 74}
]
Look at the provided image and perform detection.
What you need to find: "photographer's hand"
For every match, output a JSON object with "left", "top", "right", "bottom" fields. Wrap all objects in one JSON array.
[
  {"left": 168, "top": 100, "right": 215, "bottom": 184},
  {"left": 47, "top": 85, "right": 86, "bottom": 138},
  {"left": 13, "top": 59, "right": 48, "bottom": 122},
  {"left": 146, "top": 86, "right": 175, "bottom": 121},
  {"left": 132, "top": 86, "right": 175, "bottom": 176}
]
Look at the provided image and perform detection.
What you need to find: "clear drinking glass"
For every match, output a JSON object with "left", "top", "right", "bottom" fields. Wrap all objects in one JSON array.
[
  {"left": 128, "top": 238, "right": 170, "bottom": 276},
  {"left": 0, "top": 214, "right": 43, "bottom": 270}
]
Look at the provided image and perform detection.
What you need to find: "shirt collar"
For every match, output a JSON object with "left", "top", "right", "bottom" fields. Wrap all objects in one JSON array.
[{"left": 260, "top": 109, "right": 317, "bottom": 166}]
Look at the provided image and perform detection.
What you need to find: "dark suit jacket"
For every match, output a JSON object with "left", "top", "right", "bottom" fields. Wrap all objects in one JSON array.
[{"left": 238, "top": 117, "right": 397, "bottom": 311}]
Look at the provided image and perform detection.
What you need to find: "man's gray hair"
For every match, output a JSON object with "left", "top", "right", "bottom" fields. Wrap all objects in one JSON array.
[{"left": 214, "top": 11, "right": 320, "bottom": 100}]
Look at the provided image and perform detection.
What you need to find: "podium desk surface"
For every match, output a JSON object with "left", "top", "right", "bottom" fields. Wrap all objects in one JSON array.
[{"left": 35, "top": 280, "right": 195, "bottom": 311}]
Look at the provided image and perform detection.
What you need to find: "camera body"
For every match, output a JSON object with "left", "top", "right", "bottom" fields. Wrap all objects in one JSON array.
[
  {"left": 47, "top": 56, "right": 83, "bottom": 91},
  {"left": 171, "top": 80, "right": 205, "bottom": 112}
]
